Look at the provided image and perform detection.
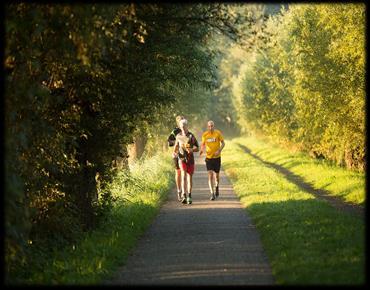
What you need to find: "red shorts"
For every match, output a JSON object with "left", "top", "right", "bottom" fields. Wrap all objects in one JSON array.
[{"left": 180, "top": 161, "right": 194, "bottom": 175}]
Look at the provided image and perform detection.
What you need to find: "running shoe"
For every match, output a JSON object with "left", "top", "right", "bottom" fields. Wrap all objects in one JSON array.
[
  {"left": 215, "top": 186, "right": 219, "bottom": 197},
  {"left": 210, "top": 193, "right": 215, "bottom": 201},
  {"left": 181, "top": 196, "right": 187, "bottom": 204},
  {"left": 187, "top": 197, "right": 192, "bottom": 204},
  {"left": 177, "top": 192, "right": 182, "bottom": 202}
]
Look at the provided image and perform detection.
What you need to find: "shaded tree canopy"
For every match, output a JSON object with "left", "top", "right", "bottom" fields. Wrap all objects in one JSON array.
[{"left": 4, "top": 3, "right": 259, "bottom": 280}]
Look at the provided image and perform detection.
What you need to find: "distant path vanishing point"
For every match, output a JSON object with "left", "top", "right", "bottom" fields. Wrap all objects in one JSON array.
[{"left": 107, "top": 154, "right": 275, "bottom": 286}]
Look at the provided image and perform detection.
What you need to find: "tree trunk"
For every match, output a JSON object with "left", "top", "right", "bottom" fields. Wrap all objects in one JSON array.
[{"left": 127, "top": 135, "right": 147, "bottom": 165}]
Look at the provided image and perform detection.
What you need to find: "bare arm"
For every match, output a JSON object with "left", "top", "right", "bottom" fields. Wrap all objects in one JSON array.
[
  {"left": 215, "top": 140, "right": 225, "bottom": 156},
  {"left": 199, "top": 142, "right": 205, "bottom": 156},
  {"left": 220, "top": 140, "right": 225, "bottom": 151},
  {"left": 192, "top": 144, "right": 199, "bottom": 153},
  {"left": 173, "top": 140, "right": 179, "bottom": 158},
  {"left": 187, "top": 136, "right": 199, "bottom": 153}
]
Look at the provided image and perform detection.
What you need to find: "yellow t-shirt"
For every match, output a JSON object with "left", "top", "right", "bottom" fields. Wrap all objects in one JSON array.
[{"left": 201, "top": 129, "right": 224, "bottom": 159}]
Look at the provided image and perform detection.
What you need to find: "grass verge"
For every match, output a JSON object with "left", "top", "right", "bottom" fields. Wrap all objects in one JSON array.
[
  {"left": 23, "top": 151, "right": 174, "bottom": 285},
  {"left": 231, "top": 136, "right": 365, "bottom": 205},
  {"left": 221, "top": 136, "right": 365, "bottom": 285}
]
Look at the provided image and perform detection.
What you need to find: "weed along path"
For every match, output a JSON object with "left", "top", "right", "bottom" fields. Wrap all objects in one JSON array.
[{"left": 107, "top": 155, "right": 275, "bottom": 285}]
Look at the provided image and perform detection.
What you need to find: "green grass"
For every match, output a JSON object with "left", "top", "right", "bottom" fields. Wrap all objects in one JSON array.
[
  {"left": 222, "top": 136, "right": 365, "bottom": 285},
  {"left": 23, "top": 152, "right": 174, "bottom": 285},
  {"left": 233, "top": 136, "right": 365, "bottom": 205}
]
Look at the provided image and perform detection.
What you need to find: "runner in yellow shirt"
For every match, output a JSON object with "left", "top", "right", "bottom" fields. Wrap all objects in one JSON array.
[{"left": 199, "top": 120, "right": 225, "bottom": 200}]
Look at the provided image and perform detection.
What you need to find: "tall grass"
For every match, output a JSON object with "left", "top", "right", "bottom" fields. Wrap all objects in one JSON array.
[
  {"left": 19, "top": 151, "right": 174, "bottom": 285},
  {"left": 221, "top": 136, "right": 365, "bottom": 285}
]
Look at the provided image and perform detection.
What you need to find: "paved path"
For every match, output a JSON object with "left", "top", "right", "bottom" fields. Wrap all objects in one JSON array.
[{"left": 107, "top": 155, "right": 275, "bottom": 285}]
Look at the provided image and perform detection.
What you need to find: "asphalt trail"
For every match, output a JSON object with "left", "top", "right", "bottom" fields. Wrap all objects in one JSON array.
[{"left": 107, "top": 155, "right": 274, "bottom": 286}]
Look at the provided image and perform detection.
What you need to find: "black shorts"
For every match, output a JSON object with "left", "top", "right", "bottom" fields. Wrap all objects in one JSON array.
[
  {"left": 205, "top": 157, "right": 221, "bottom": 173},
  {"left": 173, "top": 157, "right": 180, "bottom": 170}
]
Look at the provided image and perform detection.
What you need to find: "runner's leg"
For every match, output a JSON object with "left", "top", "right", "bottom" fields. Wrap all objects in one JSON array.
[
  {"left": 187, "top": 172, "right": 192, "bottom": 196},
  {"left": 181, "top": 170, "right": 187, "bottom": 196},
  {"left": 176, "top": 169, "right": 182, "bottom": 200},
  {"left": 214, "top": 158, "right": 221, "bottom": 197},
  {"left": 215, "top": 172, "right": 220, "bottom": 197},
  {"left": 186, "top": 172, "right": 193, "bottom": 204},
  {"left": 180, "top": 163, "right": 187, "bottom": 203},
  {"left": 175, "top": 158, "right": 181, "bottom": 192},
  {"left": 207, "top": 171, "right": 214, "bottom": 193},
  {"left": 208, "top": 170, "right": 216, "bottom": 200},
  {"left": 174, "top": 158, "right": 182, "bottom": 200},
  {"left": 176, "top": 169, "right": 181, "bottom": 190}
]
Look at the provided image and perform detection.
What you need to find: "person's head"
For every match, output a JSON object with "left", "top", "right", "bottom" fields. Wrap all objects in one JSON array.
[
  {"left": 179, "top": 119, "right": 188, "bottom": 132},
  {"left": 176, "top": 115, "right": 185, "bottom": 127},
  {"left": 207, "top": 120, "right": 215, "bottom": 132}
]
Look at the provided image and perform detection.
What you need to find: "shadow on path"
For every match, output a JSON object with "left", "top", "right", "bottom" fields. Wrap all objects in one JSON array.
[
  {"left": 106, "top": 155, "right": 275, "bottom": 285},
  {"left": 237, "top": 143, "right": 364, "bottom": 218}
]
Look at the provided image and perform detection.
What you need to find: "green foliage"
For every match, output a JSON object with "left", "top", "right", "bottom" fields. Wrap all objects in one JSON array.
[
  {"left": 7, "top": 2, "right": 365, "bottom": 285},
  {"left": 206, "top": 5, "right": 268, "bottom": 133},
  {"left": 5, "top": 3, "right": 251, "bottom": 283},
  {"left": 11, "top": 152, "right": 173, "bottom": 284},
  {"left": 217, "top": 4, "right": 365, "bottom": 170}
]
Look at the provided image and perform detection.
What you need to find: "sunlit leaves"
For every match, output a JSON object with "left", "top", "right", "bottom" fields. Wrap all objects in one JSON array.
[{"left": 236, "top": 4, "right": 365, "bottom": 170}]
